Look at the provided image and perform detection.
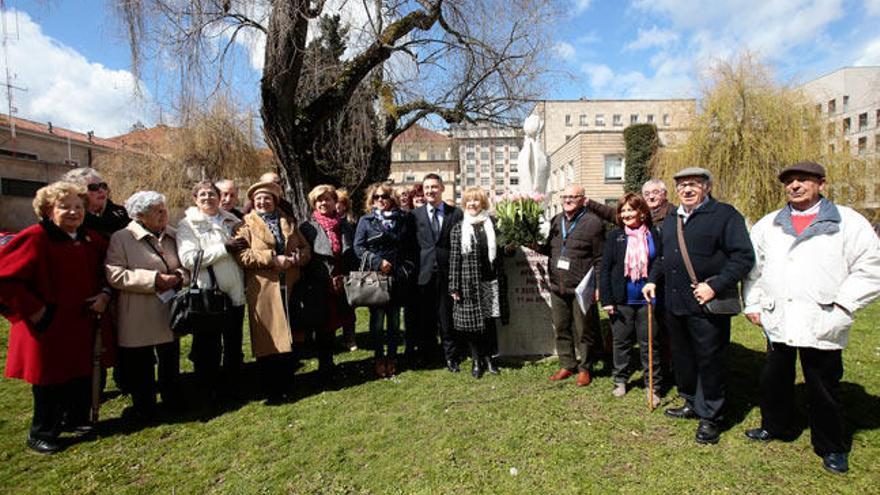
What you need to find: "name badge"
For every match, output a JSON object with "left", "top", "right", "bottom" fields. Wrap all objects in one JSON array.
[{"left": 556, "top": 257, "right": 571, "bottom": 271}]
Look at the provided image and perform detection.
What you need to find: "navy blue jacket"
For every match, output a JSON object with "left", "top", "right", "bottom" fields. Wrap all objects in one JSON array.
[
  {"left": 412, "top": 204, "right": 463, "bottom": 285},
  {"left": 648, "top": 197, "right": 755, "bottom": 316},
  {"left": 353, "top": 211, "right": 417, "bottom": 290},
  {"left": 599, "top": 226, "right": 662, "bottom": 306}
]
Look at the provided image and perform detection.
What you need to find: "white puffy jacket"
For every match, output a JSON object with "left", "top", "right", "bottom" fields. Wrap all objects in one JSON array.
[
  {"left": 176, "top": 207, "right": 246, "bottom": 306},
  {"left": 743, "top": 199, "right": 880, "bottom": 350}
]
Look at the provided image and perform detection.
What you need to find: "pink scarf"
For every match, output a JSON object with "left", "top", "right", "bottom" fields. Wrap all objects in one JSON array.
[
  {"left": 312, "top": 210, "right": 342, "bottom": 255},
  {"left": 624, "top": 224, "right": 649, "bottom": 282}
]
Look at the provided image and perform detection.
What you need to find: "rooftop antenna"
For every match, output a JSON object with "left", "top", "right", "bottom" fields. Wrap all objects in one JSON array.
[{"left": 1, "top": 0, "right": 27, "bottom": 139}]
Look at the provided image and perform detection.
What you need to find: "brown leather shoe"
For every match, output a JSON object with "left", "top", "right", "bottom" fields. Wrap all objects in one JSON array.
[
  {"left": 385, "top": 357, "right": 397, "bottom": 377},
  {"left": 576, "top": 371, "right": 591, "bottom": 387},
  {"left": 549, "top": 368, "right": 574, "bottom": 381},
  {"left": 375, "top": 359, "right": 387, "bottom": 378}
]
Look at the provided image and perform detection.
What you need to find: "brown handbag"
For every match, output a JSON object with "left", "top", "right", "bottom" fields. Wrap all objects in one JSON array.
[{"left": 676, "top": 216, "right": 743, "bottom": 315}]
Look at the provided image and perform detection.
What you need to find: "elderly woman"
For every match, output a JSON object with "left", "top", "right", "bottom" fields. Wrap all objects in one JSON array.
[
  {"left": 106, "top": 191, "right": 187, "bottom": 420},
  {"left": 61, "top": 167, "right": 131, "bottom": 239},
  {"left": 599, "top": 192, "right": 663, "bottom": 407},
  {"left": 176, "top": 181, "right": 247, "bottom": 399},
  {"left": 449, "top": 187, "right": 506, "bottom": 379},
  {"left": 397, "top": 186, "right": 413, "bottom": 212},
  {"left": 0, "top": 182, "right": 110, "bottom": 454},
  {"left": 235, "top": 180, "right": 311, "bottom": 403},
  {"left": 354, "top": 182, "right": 417, "bottom": 378},
  {"left": 334, "top": 188, "right": 358, "bottom": 350},
  {"left": 299, "top": 185, "right": 357, "bottom": 379}
]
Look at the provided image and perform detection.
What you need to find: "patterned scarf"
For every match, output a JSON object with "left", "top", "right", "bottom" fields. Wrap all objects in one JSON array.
[
  {"left": 258, "top": 210, "right": 285, "bottom": 254},
  {"left": 312, "top": 209, "right": 342, "bottom": 255},
  {"left": 624, "top": 224, "right": 650, "bottom": 282},
  {"left": 462, "top": 210, "right": 496, "bottom": 264},
  {"left": 373, "top": 208, "right": 401, "bottom": 231}
]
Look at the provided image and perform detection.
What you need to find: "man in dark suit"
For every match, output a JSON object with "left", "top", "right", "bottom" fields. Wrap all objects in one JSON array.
[{"left": 412, "top": 173, "right": 463, "bottom": 371}]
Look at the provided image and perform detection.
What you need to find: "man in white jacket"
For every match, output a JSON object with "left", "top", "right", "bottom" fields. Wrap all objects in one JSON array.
[{"left": 743, "top": 161, "right": 880, "bottom": 474}]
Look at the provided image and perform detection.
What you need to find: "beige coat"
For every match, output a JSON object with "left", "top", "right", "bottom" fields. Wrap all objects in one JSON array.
[
  {"left": 106, "top": 221, "right": 188, "bottom": 348},
  {"left": 235, "top": 211, "right": 311, "bottom": 358}
]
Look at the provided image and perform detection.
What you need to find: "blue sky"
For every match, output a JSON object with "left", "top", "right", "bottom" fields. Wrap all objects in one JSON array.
[{"left": 5, "top": 0, "right": 880, "bottom": 137}]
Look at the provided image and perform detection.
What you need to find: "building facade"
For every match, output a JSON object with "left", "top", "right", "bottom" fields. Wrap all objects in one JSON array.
[
  {"left": 450, "top": 123, "right": 523, "bottom": 203},
  {"left": 388, "top": 124, "right": 459, "bottom": 203},
  {"left": 529, "top": 99, "right": 696, "bottom": 216},
  {"left": 798, "top": 66, "right": 880, "bottom": 207},
  {"left": 0, "top": 116, "right": 118, "bottom": 231}
]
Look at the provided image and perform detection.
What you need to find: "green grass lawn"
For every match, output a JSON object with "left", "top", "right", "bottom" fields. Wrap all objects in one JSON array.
[{"left": 1, "top": 305, "right": 878, "bottom": 494}]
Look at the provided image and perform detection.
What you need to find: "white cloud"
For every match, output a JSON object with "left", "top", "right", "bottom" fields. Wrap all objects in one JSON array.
[
  {"left": 624, "top": 26, "right": 680, "bottom": 51},
  {"left": 580, "top": 63, "right": 614, "bottom": 90},
  {"left": 866, "top": 0, "right": 880, "bottom": 15},
  {"left": 554, "top": 41, "right": 577, "bottom": 61},
  {"left": 4, "top": 11, "right": 151, "bottom": 137},
  {"left": 574, "top": 0, "right": 593, "bottom": 14},
  {"left": 854, "top": 37, "right": 880, "bottom": 65}
]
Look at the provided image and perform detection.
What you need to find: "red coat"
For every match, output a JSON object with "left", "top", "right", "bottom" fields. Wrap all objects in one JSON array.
[{"left": 0, "top": 221, "right": 108, "bottom": 385}]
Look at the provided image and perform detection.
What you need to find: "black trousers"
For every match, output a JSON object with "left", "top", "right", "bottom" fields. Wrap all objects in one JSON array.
[
  {"left": 550, "top": 292, "right": 600, "bottom": 372},
  {"left": 257, "top": 352, "right": 295, "bottom": 398},
  {"left": 119, "top": 341, "right": 180, "bottom": 412},
  {"left": 760, "top": 343, "right": 845, "bottom": 455},
  {"left": 403, "top": 297, "right": 421, "bottom": 356},
  {"left": 420, "top": 272, "right": 459, "bottom": 362},
  {"left": 666, "top": 312, "right": 730, "bottom": 421},
  {"left": 609, "top": 304, "right": 662, "bottom": 391},
  {"left": 30, "top": 376, "right": 91, "bottom": 441},
  {"left": 189, "top": 306, "right": 245, "bottom": 386}
]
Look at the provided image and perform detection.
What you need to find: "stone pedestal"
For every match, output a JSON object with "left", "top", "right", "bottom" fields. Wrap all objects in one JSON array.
[{"left": 498, "top": 246, "right": 555, "bottom": 356}]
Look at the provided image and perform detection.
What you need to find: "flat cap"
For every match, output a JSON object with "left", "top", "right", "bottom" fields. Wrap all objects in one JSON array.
[
  {"left": 246, "top": 180, "right": 283, "bottom": 201},
  {"left": 672, "top": 167, "right": 712, "bottom": 181},
  {"left": 778, "top": 161, "right": 826, "bottom": 182}
]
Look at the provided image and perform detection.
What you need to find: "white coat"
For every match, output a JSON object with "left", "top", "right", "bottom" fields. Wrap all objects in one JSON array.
[
  {"left": 176, "top": 206, "right": 246, "bottom": 306},
  {"left": 743, "top": 199, "right": 880, "bottom": 350}
]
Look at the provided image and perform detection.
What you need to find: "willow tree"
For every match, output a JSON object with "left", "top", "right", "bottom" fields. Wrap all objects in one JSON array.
[
  {"left": 653, "top": 54, "right": 859, "bottom": 222},
  {"left": 115, "top": 0, "right": 555, "bottom": 219}
]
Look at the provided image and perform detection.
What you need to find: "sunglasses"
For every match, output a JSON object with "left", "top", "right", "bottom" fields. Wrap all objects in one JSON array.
[
  {"left": 87, "top": 182, "right": 109, "bottom": 192},
  {"left": 372, "top": 194, "right": 391, "bottom": 200}
]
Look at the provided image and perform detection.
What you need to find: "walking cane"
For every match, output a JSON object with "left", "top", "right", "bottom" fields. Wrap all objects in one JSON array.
[
  {"left": 647, "top": 301, "right": 655, "bottom": 412},
  {"left": 90, "top": 313, "right": 103, "bottom": 424}
]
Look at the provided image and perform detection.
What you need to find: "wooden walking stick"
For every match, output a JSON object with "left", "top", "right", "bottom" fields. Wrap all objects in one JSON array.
[
  {"left": 90, "top": 313, "right": 103, "bottom": 423},
  {"left": 647, "top": 301, "right": 655, "bottom": 412}
]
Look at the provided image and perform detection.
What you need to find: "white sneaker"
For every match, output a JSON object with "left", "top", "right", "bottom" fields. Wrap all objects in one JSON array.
[{"left": 612, "top": 383, "right": 626, "bottom": 397}]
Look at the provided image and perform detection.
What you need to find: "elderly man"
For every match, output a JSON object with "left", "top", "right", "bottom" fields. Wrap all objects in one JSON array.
[
  {"left": 216, "top": 179, "right": 243, "bottom": 219},
  {"left": 643, "top": 167, "right": 754, "bottom": 444},
  {"left": 642, "top": 179, "right": 675, "bottom": 232},
  {"left": 540, "top": 184, "right": 614, "bottom": 386},
  {"left": 742, "top": 161, "right": 880, "bottom": 474}
]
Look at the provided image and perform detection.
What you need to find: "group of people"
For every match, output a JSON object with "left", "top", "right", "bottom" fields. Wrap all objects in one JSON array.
[{"left": 1, "top": 162, "right": 878, "bottom": 475}]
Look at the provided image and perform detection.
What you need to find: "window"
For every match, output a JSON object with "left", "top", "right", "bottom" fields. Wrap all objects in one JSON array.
[
  {"left": 494, "top": 151, "right": 504, "bottom": 161},
  {"left": 0, "top": 178, "right": 46, "bottom": 197},
  {"left": 843, "top": 95, "right": 849, "bottom": 112},
  {"left": 630, "top": 114, "right": 639, "bottom": 124},
  {"left": 466, "top": 151, "right": 475, "bottom": 160},
  {"left": 612, "top": 114, "right": 622, "bottom": 127},
  {"left": 662, "top": 114, "right": 671, "bottom": 126},
  {"left": 466, "top": 163, "right": 475, "bottom": 173},
  {"left": 467, "top": 142, "right": 475, "bottom": 150},
  {"left": 481, "top": 151, "right": 489, "bottom": 160},
  {"left": 0, "top": 148, "right": 39, "bottom": 161},
  {"left": 403, "top": 151, "right": 418, "bottom": 161},
  {"left": 466, "top": 177, "right": 475, "bottom": 186},
  {"left": 604, "top": 154, "right": 624, "bottom": 182},
  {"left": 595, "top": 114, "right": 605, "bottom": 126},
  {"left": 495, "top": 163, "right": 505, "bottom": 173},
  {"left": 510, "top": 177, "right": 519, "bottom": 186},
  {"left": 828, "top": 99, "right": 836, "bottom": 115},
  {"left": 876, "top": 134, "right": 880, "bottom": 152},
  {"left": 604, "top": 198, "right": 619, "bottom": 208},
  {"left": 859, "top": 113, "right": 868, "bottom": 132},
  {"left": 579, "top": 114, "right": 588, "bottom": 126},
  {"left": 495, "top": 177, "right": 505, "bottom": 186},
  {"left": 481, "top": 163, "right": 489, "bottom": 173},
  {"left": 858, "top": 137, "right": 867, "bottom": 156},
  {"left": 509, "top": 160, "right": 518, "bottom": 173},
  {"left": 565, "top": 114, "right": 572, "bottom": 126},
  {"left": 646, "top": 114, "right": 655, "bottom": 124},
  {"left": 565, "top": 161, "right": 575, "bottom": 183},
  {"left": 843, "top": 117, "right": 851, "bottom": 134},
  {"left": 404, "top": 174, "right": 416, "bottom": 182},
  {"left": 481, "top": 176, "right": 490, "bottom": 186},
  {"left": 510, "top": 149, "right": 519, "bottom": 160}
]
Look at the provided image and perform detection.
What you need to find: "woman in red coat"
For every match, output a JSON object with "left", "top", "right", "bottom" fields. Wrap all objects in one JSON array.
[{"left": 0, "top": 181, "right": 110, "bottom": 454}]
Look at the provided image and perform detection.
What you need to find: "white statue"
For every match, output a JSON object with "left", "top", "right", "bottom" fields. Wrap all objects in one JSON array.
[{"left": 517, "top": 115, "right": 549, "bottom": 194}]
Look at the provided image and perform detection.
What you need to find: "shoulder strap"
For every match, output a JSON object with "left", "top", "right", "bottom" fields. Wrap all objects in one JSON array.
[
  {"left": 676, "top": 216, "right": 699, "bottom": 285},
  {"left": 143, "top": 237, "right": 172, "bottom": 274}
]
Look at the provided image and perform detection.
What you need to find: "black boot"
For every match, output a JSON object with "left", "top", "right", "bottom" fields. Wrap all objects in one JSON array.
[
  {"left": 471, "top": 357, "right": 485, "bottom": 379},
  {"left": 485, "top": 356, "right": 500, "bottom": 374}
]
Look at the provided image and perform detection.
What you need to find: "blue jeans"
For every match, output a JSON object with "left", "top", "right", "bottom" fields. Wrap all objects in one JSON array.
[{"left": 369, "top": 304, "right": 401, "bottom": 358}]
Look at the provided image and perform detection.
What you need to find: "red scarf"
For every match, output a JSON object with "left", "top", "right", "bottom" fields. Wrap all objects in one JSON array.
[{"left": 312, "top": 210, "right": 342, "bottom": 255}]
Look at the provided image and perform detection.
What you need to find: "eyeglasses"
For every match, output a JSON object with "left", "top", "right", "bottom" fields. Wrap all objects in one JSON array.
[
  {"left": 372, "top": 194, "right": 391, "bottom": 200},
  {"left": 675, "top": 181, "right": 704, "bottom": 191},
  {"left": 87, "top": 182, "right": 109, "bottom": 192},
  {"left": 642, "top": 190, "right": 665, "bottom": 197},
  {"left": 560, "top": 195, "right": 584, "bottom": 201}
]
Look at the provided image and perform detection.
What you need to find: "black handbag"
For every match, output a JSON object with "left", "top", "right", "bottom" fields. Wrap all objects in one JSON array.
[
  {"left": 344, "top": 252, "right": 392, "bottom": 307},
  {"left": 169, "top": 250, "right": 234, "bottom": 336},
  {"left": 676, "top": 216, "right": 743, "bottom": 315}
]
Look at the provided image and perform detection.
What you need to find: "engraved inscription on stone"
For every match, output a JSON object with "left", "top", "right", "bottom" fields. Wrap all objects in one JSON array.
[{"left": 498, "top": 246, "right": 555, "bottom": 356}]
